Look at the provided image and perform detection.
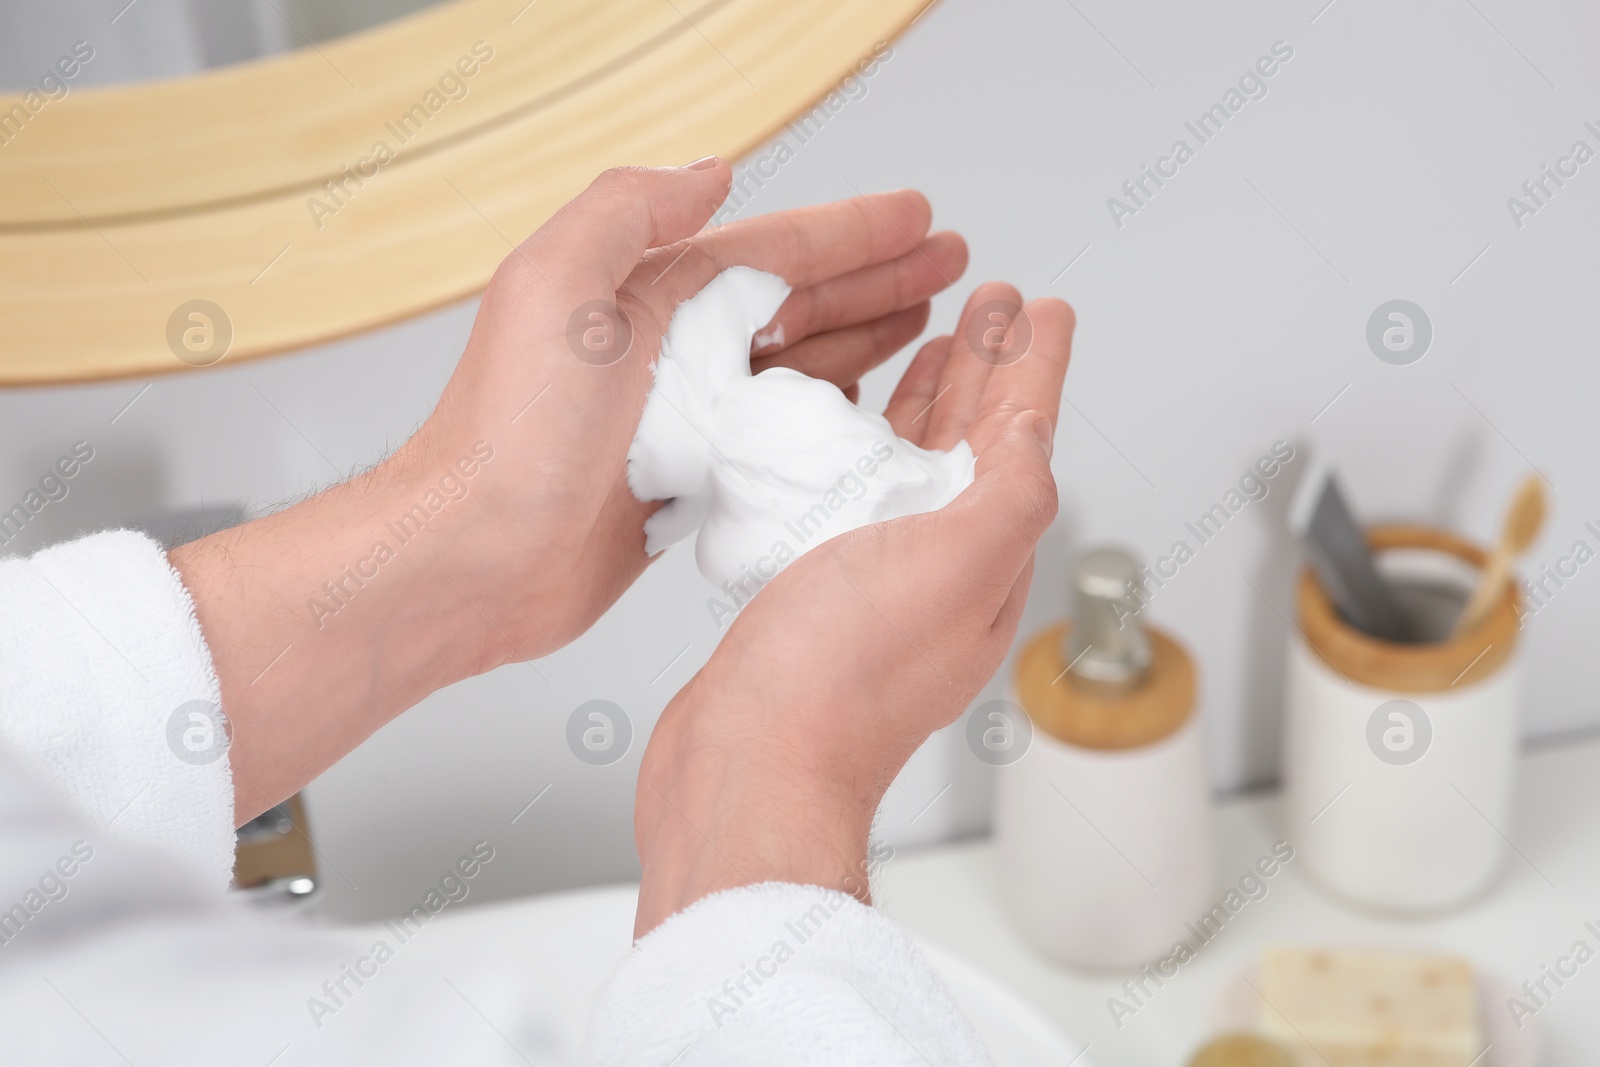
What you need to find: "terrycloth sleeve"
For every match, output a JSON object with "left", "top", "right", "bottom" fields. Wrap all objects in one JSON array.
[
  {"left": 0, "top": 530, "right": 235, "bottom": 893},
  {"left": 581, "top": 882, "right": 993, "bottom": 1066}
]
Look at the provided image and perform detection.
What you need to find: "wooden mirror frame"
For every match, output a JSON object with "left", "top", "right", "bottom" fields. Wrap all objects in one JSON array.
[{"left": 0, "top": 0, "right": 930, "bottom": 384}]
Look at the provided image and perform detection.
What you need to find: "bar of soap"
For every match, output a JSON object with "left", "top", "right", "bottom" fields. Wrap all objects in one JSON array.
[{"left": 1256, "top": 946, "right": 1480, "bottom": 1067}]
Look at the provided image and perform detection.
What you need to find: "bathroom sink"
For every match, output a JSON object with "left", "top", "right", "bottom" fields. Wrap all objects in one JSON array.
[{"left": 346, "top": 882, "right": 1083, "bottom": 1064}]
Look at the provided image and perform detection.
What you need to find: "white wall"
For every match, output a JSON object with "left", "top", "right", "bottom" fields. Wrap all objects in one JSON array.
[{"left": 3, "top": 0, "right": 1598, "bottom": 921}]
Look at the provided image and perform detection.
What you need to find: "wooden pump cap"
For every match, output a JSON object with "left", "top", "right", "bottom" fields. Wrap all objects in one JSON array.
[
  {"left": 1015, "top": 622, "right": 1196, "bottom": 750},
  {"left": 1297, "top": 524, "right": 1520, "bottom": 692}
]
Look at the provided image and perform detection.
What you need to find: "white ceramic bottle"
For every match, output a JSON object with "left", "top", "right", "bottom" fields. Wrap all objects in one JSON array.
[{"left": 994, "top": 548, "right": 1216, "bottom": 970}]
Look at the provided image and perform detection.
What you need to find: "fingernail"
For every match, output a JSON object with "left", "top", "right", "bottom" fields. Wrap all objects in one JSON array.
[
  {"left": 682, "top": 156, "right": 720, "bottom": 170},
  {"left": 1032, "top": 415, "right": 1054, "bottom": 458}
]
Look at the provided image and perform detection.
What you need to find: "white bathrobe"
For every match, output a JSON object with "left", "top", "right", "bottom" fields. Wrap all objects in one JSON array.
[{"left": 0, "top": 530, "right": 991, "bottom": 1066}]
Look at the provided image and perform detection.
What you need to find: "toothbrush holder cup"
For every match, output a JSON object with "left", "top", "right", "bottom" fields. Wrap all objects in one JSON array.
[{"left": 1282, "top": 524, "right": 1522, "bottom": 915}]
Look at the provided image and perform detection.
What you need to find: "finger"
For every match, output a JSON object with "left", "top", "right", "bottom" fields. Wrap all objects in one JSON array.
[
  {"left": 933, "top": 411, "right": 1057, "bottom": 612},
  {"left": 751, "top": 303, "right": 930, "bottom": 391},
  {"left": 970, "top": 297, "right": 1076, "bottom": 446},
  {"left": 626, "top": 190, "right": 936, "bottom": 329},
  {"left": 703, "top": 189, "right": 933, "bottom": 288},
  {"left": 751, "top": 231, "right": 967, "bottom": 356},
  {"left": 882, "top": 335, "right": 953, "bottom": 445},
  {"left": 921, "top": 282, "right": 1023, "bottom": 451},
  {"left": 523, "top": 161, "right": 732, "bottom": 295}
]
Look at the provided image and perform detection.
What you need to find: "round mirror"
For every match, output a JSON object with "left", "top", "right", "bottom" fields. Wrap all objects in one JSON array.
[{"left": 0, "top": 0, "right": 925, "bottom": 384}]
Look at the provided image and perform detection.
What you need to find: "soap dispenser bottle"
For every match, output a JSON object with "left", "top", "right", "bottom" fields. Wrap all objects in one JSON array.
[{"left": 994, "top": 546, "right": 1215, "bottom": 969}]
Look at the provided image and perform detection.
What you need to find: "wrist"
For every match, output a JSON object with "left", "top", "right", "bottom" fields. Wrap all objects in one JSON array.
[
  {"left": 401, "top": 419, "right": 600, "bottom": 669},
  {"left": 632, "top": 681, "right": 881, "bottom": 937},
  {"left": 363, "top": 433, "right": 513, "bottom": 674},
  {"left": 171, "top": 441, "right": 498, "bottom": 818}
]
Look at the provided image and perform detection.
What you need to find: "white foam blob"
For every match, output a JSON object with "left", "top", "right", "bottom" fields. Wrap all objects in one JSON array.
[{"left": 627, "top": 266, "right": 976, "bottom": 593}]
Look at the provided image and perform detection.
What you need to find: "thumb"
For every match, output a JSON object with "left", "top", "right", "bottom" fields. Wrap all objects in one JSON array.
[
  {"left": 527, "top": 161, "right": 732, "bottom": 294},
  {"left": 935, "top": 411, "right": 1058, "bottom": 599}
]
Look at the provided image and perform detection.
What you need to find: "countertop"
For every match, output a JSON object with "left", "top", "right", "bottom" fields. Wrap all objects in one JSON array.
[
  {"left": 875, "top": 734, "right": 1600, "bottom": 1066},
  {"left": 343, "top": 734, "right": 1600, "bottom": 1064}
]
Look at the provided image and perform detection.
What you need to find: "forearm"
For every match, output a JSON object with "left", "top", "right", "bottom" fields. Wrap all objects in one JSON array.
[
  {"left": 171, "top": 438, "right": 504, "bottom": 822},
  {"left": 633, "top": 680, "right": 882, "bottom": 937},
  {"left": 614, "top": 683, "right": 991, "bottom": 1064},
  {"left": 635, "top": 783, "right": 875, "bottom": 940}
]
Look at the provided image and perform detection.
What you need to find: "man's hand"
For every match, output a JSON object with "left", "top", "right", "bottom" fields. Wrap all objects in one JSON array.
[
  {"left": 414, "top": 162, "right": 967, "bottom": 661},
  {"left": 171, "top": 162, "right": 968, "bottom": 821},
  {"left": 633, "top": 288, "right": 1075, "bottom": 937}
]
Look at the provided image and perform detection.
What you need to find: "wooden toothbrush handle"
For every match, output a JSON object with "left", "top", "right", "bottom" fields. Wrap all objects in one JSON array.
[{"left": 1455, "top": 548, "right": 1511, "bottom": 636}]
